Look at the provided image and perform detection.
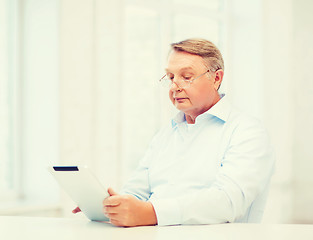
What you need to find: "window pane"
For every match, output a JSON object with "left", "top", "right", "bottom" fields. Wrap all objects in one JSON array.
[
  {"left": 0, "top": 0, "right": 16, "bottom": 198},
  {"left": 173, "top": 13, "right": 220, "bottom": 44},
  {"left": 0, "top": 63, "right": 11, "bottom": 194},
  {"left": 172, "top": 0, "right": 221, "bottom": 11},
  {"left": 121, "top": 5, "right": 160, "bottom": 179}
]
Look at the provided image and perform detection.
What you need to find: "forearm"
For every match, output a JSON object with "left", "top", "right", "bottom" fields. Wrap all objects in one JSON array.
[
  {"left": 150, "top": 172, "right": 272, "bottom": 226},
  {"left": 150, "top": 187, "right": 233, "bottom": 226}
]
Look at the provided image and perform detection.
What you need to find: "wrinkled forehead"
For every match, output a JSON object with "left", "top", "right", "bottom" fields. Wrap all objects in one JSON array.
[{"left": 166, "top": 50, "right": 208, "bottom": 72}]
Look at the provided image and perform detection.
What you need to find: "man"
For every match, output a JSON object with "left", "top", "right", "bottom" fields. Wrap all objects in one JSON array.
[{"left": 73, "top": 39, "right": 274, "bottom": 227}]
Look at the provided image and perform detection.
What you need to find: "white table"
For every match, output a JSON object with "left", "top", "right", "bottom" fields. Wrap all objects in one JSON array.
[{"left": 1, "top": 216, "right": 313, "bottom": 240}]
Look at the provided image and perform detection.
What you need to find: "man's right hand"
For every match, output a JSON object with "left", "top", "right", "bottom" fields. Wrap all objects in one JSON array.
[{"left": 72, "top": 207, "right": 81, "bottom": 214}]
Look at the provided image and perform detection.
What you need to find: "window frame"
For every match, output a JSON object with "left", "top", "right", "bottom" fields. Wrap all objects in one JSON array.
[{"left": 0, "top": 0, "right": 21, "bottom": 202}]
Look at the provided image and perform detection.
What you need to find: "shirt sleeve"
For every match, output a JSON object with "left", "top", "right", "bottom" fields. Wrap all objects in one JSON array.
[
  {"left": 150, "top": 118, "right": 275, "bottom": 225},
  {"left": 120, "top": 131, "right": 160, "bottom": 201}
]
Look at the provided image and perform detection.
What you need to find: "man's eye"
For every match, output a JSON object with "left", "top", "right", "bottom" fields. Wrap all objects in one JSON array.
[
  {"left": 166, "top": 75, "right": 174, "bottom": 81},
  {"left": 183, "top": 76, "right": 192, "bottom": 80}
]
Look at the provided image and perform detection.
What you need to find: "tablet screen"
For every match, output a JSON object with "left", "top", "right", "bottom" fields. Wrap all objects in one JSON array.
[{"left": 49, "top": 166, "right": 109, "bottom": 222}]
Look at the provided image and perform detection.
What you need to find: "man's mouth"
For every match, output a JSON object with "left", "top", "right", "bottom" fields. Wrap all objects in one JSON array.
[{"left": 175, "top": 97, "right": 188, "bottom": 102}]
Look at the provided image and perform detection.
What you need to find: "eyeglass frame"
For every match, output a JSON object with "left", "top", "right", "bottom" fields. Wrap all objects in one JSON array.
[{"left": 159, "top": 69, "right": 211, "bottom": 89}]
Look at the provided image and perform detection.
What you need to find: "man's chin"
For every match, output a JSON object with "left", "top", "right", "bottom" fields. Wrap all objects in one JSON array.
[{"left": 174, "top": 103, "right": 190, "bottom": 111}]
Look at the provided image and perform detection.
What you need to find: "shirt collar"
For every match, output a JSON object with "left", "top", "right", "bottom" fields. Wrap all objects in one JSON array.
[
  {"left": 206, "top": 93, "right": 231, "bottom": 122},
  {"left": 171, "top": 93, "right": 231, "bottom": 128}
]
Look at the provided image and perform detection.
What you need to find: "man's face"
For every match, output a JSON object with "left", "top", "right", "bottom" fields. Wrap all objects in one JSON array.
[{"left": 166, "top": 50, "right": 222, "bottom": 119}]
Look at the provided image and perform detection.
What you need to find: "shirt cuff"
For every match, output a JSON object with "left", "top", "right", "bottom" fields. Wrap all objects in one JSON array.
[{"left": 149, "top": 198, "right": 182, "bottom": 226}]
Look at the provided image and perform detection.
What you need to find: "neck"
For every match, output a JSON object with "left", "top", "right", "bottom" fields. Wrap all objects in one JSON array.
[
  {"left": 185, "top": 115, "right": 196, "bottom": 124},
  {"left": 185, "top": 94, "right": 221, "bottom": 124}
]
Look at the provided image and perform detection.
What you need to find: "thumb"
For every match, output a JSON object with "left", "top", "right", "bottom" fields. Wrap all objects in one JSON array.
[{"left": 108, "top": 187, "right": 118, "bottom": 196}]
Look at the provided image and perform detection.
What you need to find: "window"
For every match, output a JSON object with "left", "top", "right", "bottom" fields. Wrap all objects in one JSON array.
[
  {"left": 0, "top": 0, "right": 60, "bottom": 213},
  {"left": 0, "top": 0, "right": 20, "bottom": 201}
]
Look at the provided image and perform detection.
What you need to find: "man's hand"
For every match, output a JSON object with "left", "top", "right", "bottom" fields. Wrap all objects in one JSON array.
[{"left": 103, "top": 188, "right": 157, "bottom": 227}]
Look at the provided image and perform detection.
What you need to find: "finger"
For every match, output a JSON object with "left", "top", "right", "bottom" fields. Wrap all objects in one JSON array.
[
  {"left": 103, "top": 195, "right": 122, "bottom": 207},
  {"left": 109, "top": 218, "right": 123, "bottom": 227},
  {"left": 104, "top": 212, "right": 118, "bottom": 219},
  {"left": 72, "top": 207, "right": 81, "bottom": 214},
  {"left": 108, "top": 187, "right": 118, "bottom": 196},
  {"left": 103, "top": 205, "right": 121, "bottom": 214}
]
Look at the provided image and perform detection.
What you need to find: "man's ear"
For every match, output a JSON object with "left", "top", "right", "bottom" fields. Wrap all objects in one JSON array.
[{"left": 214, "top": 69, "right": 224, "bottom": 90}]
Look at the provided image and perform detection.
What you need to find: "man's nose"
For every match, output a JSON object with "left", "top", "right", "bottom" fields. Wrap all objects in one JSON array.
[{"left": 169, "top": 79, "right": 181, "bottom": 91}]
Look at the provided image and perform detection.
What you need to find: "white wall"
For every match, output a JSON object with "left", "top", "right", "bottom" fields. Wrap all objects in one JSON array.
[
  {"left": 261, "top": 0, "right": 313, "bottom": 223},
  {"left": 261, "top": 0, "right": 295, "bottom": 223},
  {"left": 291, "top": 0, "right": 313, "bottom": 223},
  {"left": 227, "top": 0, "right": 264, "bottom": 119}
]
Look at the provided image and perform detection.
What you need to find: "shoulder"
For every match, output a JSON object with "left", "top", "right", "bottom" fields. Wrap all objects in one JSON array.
[
  {"left": 224, "top": 106, "right": 270, "bottom": 147},
  {"left": 227, "top": 107, "right": 265, "bottom": 132}
]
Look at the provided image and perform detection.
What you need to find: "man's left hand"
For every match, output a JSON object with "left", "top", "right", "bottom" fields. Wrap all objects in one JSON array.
[{"left": 103, "top": 188, "right": 157, "bottom": 227}]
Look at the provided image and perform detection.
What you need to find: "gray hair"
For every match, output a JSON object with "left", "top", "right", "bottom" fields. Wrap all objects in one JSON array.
[{"left": 170, "top": 38, "right": 224, "bottom": 72}]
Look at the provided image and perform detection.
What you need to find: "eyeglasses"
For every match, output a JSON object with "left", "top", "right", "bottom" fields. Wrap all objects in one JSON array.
[{"left": 159, "top": 69, "right": 210, "bottom": 89}]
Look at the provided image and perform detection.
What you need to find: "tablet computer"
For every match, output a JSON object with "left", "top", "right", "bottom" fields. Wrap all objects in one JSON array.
[{"left": 48, "top": 166, "right": 109, "bottom": 222}]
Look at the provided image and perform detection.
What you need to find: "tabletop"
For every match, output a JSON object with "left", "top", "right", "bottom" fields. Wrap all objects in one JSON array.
[{"left": 1, "top": 216, "right": 313, "bottom": 240}]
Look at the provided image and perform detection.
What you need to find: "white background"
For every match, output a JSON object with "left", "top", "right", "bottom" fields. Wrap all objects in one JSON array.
[{"left": 0, "top": 0, "right": 313, "bottom": 224}]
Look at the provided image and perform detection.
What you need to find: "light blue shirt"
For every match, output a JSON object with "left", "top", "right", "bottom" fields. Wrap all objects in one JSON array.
[{"left": 122, "top": 94, "right": 274, "bottom": 226}]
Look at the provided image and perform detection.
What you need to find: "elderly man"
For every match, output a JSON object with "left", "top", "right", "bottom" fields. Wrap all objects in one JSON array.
[{"left": 74, "top": 39, "right": 274, "bottom": 227}]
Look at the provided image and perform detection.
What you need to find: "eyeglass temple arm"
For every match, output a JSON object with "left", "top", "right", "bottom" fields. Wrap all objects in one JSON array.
[{"left": 159, "top": 74, "right": 167, "bottom": 82}]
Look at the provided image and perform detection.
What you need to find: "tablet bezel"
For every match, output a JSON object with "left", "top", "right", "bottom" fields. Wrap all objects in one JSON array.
[{"left": 48, "top": 165, "right": 109, "bottom": 222}]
